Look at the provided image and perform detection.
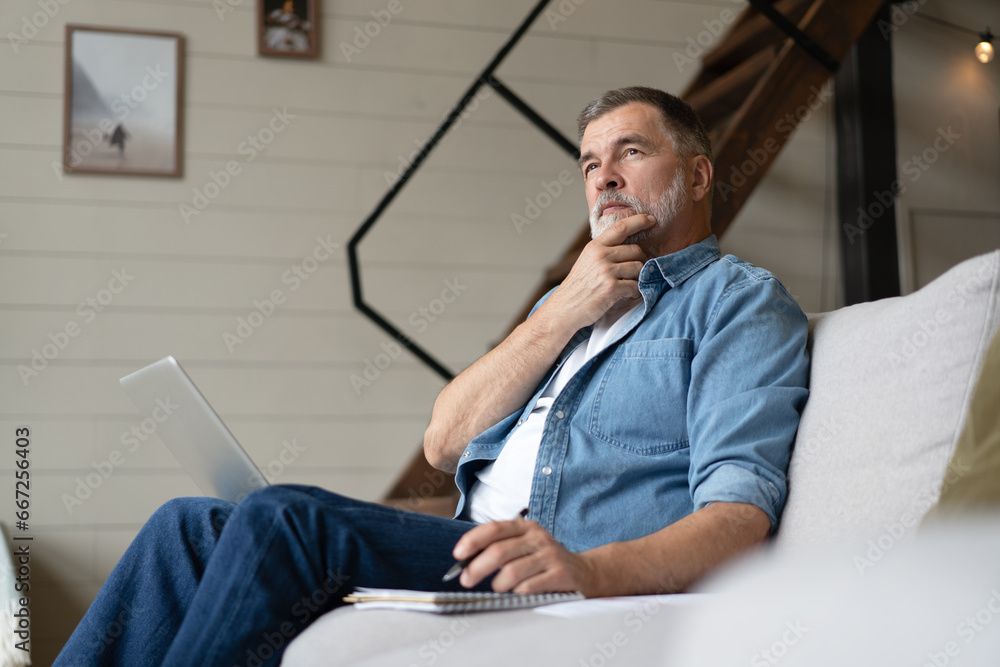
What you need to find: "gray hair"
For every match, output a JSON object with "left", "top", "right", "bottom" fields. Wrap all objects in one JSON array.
[{"left": 576, "top": 86, "right": 713, "bottom": 163}]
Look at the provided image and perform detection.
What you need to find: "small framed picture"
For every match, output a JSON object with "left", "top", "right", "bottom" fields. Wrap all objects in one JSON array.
[
  {"left": 258, "top": 0, "right": 320, "bottom": 59},
  {"left": 63, "top": 25, "right": 184, "bottom": 177}
]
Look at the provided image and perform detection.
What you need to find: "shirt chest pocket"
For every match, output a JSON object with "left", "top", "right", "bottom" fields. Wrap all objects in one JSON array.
[{"left": 589, "top": 337, "right": 694, "bottom": 455}]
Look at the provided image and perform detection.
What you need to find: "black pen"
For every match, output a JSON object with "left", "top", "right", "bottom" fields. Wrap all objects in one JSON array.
[{"left": 442, "top": 507, "right": 529, "bottom": 582}]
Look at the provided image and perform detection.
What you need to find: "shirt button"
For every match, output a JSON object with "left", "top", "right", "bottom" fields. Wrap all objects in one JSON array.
[
  {"left": 516, "top": 420, "right": 522, "bottom": 426},
  {"left": 554, "top": 410, "right": 565, "bottom": 420},
  {"left": 541, "top": 466, "right": 553, "bottom": 476},
  {"left": 463, "top": 451, "right": 470, "bottom": 458}
]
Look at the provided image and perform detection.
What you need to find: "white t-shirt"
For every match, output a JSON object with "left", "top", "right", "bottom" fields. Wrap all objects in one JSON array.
[{"left": 465, "top": 304, "right": 641, "bottom": 524}]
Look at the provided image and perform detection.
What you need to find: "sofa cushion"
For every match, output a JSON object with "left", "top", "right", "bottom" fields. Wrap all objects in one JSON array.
[
  {"left": 667, "top": 515, "right": 1000, "bottom": 665},
  {"left": 924, "top": 325, "right": 1000, "bottom": 517},
  {"left": 774, "top": 251, "right": 1000, "bottom": 551},
  {"left": 281, "top": 596, "right": 703, "bottom": 666}
]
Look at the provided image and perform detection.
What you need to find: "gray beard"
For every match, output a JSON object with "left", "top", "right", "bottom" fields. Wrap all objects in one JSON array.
[{"left": 589, "top": 170, "right": 687, "bottom": 244}]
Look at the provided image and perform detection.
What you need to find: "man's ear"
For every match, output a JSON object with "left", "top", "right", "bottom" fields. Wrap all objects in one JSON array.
[{"left": 688, "top": 155, "right": 713, "bottom": 203}]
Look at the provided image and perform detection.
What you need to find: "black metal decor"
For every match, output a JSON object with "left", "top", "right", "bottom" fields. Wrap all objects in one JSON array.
[
  {"left": 835, "top": 2, "right": 901, "bottom": 304},
  {"left": 347, "top": 0, "right": 579, "bottom": 381}
]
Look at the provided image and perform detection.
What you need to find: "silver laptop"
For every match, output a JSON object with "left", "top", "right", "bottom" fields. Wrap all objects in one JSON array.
[{"left": 119, "top": 356, "right": 269, "bottom": 504}]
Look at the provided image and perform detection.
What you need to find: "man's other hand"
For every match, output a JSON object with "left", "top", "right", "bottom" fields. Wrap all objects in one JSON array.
[
  {"left": 453, "top": 516, "right": 597, "bottom": 596},
  {"left": 539, "top": 213, "right": 654, "bottom": 332}
]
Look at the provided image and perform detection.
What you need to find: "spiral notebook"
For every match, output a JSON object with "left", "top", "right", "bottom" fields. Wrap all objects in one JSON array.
[{"left": 343, "top": 587, "right": 584, "bottom": 614}]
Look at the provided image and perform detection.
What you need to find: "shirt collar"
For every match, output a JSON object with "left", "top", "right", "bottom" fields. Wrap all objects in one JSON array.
[{"left": 640, "top": 234, "right": 721, "bottom": 288}]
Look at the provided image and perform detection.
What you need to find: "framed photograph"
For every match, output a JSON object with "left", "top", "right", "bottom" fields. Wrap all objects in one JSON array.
[
  {"left": 63, "top": 25, "right": 184, "bottom": 177},
  {"left": 258, "top": 0, "right": 320, "bottom": 59}
]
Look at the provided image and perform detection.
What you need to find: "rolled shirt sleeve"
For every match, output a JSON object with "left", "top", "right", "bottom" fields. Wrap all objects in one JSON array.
[{"left": 687, "top": 276, "right": 810, "bottom": 531}]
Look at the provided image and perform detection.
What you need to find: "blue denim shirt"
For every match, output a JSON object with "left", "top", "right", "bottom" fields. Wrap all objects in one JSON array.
[{"left": 453, "top": 235, "right": 810, "bottom": 552}]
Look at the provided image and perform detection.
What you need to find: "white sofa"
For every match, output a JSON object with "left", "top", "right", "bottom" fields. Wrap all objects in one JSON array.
[{"left": 282, "top": 250, "right": 1000, "bottom": 666}]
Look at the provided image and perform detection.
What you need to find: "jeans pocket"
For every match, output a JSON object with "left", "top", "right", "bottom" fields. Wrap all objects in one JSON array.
[{"left": 589, "top": 338, "right": 693, "bottom": 455}]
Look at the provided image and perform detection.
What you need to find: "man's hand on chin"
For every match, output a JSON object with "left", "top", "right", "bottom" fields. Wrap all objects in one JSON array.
[
  {"left": 452, "top": 516, "right": 599, "bottom": 596},
  {"left": 537, "top": 213, "right": 654, "bottom": 333}
]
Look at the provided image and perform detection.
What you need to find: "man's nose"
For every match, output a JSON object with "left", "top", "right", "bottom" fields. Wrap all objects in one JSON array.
[{"left": 594, "top": 164, "right": 621, "bottom": 190}]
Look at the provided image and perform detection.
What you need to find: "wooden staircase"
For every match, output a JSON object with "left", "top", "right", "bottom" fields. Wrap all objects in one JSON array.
[{"left": 381, "top": 0, "right": 886, "bottom": 515}]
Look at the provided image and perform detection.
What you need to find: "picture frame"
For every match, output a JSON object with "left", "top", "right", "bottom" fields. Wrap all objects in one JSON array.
[
  {"left": 63, "top": 25, "right": 185, "bottom": 178},
  {"left": 257, "top": 0, "right": 320, "bottom": 59}
]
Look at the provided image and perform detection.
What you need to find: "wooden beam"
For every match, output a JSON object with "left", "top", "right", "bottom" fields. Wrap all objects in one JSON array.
[
  {"left": 697, "top": 0, "right": 812, "bottom": 77},
  {"left": 709, "top": 0, "right": 886, "bottom": 238},
  {"left": 686, "top": 45, "right": 778, "bottom": 128},
  {"left": 379, "top": 446, "right": 460, "bottom": 512}
]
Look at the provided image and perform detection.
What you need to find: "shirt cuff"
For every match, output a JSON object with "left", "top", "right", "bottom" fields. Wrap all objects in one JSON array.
[{"left": 692, "top": 463, "right": 784, "bottom": 532}]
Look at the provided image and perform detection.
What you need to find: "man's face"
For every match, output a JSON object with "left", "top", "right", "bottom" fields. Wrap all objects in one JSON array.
[{"left": 579, "top": 103, "right": 690, "bottom": 244}]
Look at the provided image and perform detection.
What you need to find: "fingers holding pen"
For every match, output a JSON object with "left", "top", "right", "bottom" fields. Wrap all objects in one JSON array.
[{"left": 453, "top": 518, "right": 593, "bottom": 595}]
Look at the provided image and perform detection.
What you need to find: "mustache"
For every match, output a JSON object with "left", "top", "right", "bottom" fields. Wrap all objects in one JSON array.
[{"left": 590, "top": 191, "right": 649, "bottom": 220}]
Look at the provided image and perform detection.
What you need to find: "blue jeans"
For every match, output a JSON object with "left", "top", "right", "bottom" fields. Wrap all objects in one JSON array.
[{"left": 54, "top": 485, "right": 483, "bottom": 666}]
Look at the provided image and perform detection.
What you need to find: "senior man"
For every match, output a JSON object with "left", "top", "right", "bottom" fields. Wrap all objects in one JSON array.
[{"left": 55, "top": 87, "right": 809, "bottom": 666}]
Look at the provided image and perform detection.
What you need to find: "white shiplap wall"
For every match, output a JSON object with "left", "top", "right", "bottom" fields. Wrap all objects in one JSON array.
[
  {"left": 891, "top": 0, "right": 1000, "bottom": 292},
  {"left": 1, "top": 0, "right": 844, "bottom": 662}
]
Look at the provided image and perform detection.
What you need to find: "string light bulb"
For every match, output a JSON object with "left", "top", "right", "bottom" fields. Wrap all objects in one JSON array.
[
  {"left": 913, "top": 14, "right": 995, "bottom": 64},
  {"left": 975, "top": 29, "right": 994, "bottom": 64}
]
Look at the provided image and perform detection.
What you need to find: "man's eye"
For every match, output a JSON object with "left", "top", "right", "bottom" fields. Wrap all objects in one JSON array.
[{"left": 625, "top": 148, "right": 639, "bottom": 157}]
